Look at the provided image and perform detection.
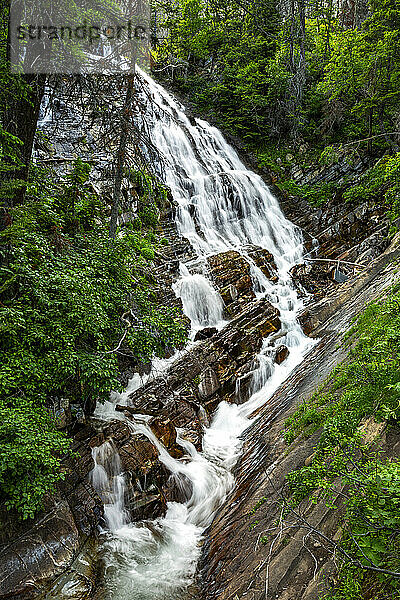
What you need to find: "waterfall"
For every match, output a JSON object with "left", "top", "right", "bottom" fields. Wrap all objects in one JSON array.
[
  {"left": 173, "top": 263, "right": 226, "bottom": 334},
  {"left": 90, "top": 441, "right": 128, "bottom": 532},
  {"left": 91, "top": 71, "right": 316, "bottom": 600}
]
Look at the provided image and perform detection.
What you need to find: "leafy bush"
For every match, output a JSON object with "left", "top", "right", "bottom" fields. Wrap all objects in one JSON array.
[
  {"left": 0, "top": 161, "right": 187, "bottom": 517},
  {"left": 0, "top": 398, "right": 71, "bottom": 519},
  {"left": 343, "top": 152, "right": 400, "bottom": 225},
  {"left": 278, "top": 179, "right": 336, "bottom": 206}
]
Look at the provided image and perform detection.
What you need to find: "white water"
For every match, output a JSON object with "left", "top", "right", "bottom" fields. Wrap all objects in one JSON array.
[
  {"left": 91, "top": 441, "right": 128, "bottom": 532},
  {"left": 90, "top": 71, "right": 316, "bottom": 599},
  {"left": 173, "top": 263, "right": 227, "bottom": 335}
]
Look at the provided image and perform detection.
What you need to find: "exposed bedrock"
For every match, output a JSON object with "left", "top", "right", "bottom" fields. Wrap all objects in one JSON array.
[
  {"left": 207, "top": 246, "right": 278, "bottom": 314},
  {"left": 121, "top": 295, "right": 281, "bottom": 449},
  {"left": 199, "top": 234, "right": 400, "bottom": 600},
  {"left": 0, "top": 426, "right": 103, "bottom": 600}
]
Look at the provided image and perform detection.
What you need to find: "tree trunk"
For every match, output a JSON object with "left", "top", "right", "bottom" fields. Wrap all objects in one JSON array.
[
  {"left": 109, "top": 68, "right": 136, "bottom": 240},
  {"left": 3, "top": 0, "right": 46, "bottom": 206}
]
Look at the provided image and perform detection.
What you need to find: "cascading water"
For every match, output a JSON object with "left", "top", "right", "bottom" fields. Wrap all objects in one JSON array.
[
  {"left": 173, "top": 263, "right": 226, "bottom": 334},
  {"left": 91, "top": 70, "right": 316, "bottom": 599},
  {"left": 91, "top": 441, "right": 128, "bottom": 532}
]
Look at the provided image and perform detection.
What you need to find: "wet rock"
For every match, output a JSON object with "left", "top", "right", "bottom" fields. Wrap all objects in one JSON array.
[
  {"left": 65, "top": 481, "right": 104, "bottom": 536},
  {"left": 119, "top": 435, "right": 160, "bottom": 475},
  {"left": 225, "top": 284, "right": 238, "bottom": 303},
  {"left": 331, "top": 267, "right": 348, "bottom": 283},
  {"left": 244, "top": 244, "right": 278, "bottom": 282},
  {"left": 0, "top": 500, "right": 82, "bottom": 600},
  {"left": 164, "top": 472, "right": 193, "bottom": 504},
  {"left": 207, "top": 247, "right": 279, "bottom": 311},
  {"left": 198, "top": 367, "right": 220, "bottom": 398},
  {"left": 200, "top": 234, "right": 400, "bottom": 600},
  {"left": 207, "top": 250, "right": 255, "bottom": 307},
  {"left": 117, "top": 348, "right": 138, "bottom": 387},
  {"left": 150, "top": 417, "right": 182, "bottom": 458},
  {"left": 194, "top": 327, "right": 218, "bottom": 341},
  {"left": 42, "top": 537, "right": 98, "bottom": 600},
  {"left": 290, "top": 262, "right": 334, "bottom": 299},
  {"left": 102, "top": 420, "right": 131, "bottom": 448},
  {"left": 92, "top": 420, "right": 177, "bottom": 520},
  {"left": 46, "top": 572, "right": 93, "bottom": 600},
  {"left": 274, "top": 345, "right": 290, "bottom": 364},
  {"left": 126, "top": 297, "right": 280, "bottom": 423},
  {"left": 235, "top": 371, "right": 254, "bottom": 404},
  {"left": 128, "top": 493, "right": 166, "bottom": 520},
  {"left": 298, "top": 310, "right": 314, "bottom": 336}
]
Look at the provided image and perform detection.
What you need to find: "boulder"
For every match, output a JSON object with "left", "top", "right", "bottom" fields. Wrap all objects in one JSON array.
[
  {"left": 194, "top": 327, "right": 218, "bottom": 341},
  {"left": 207, "top": 247, "right": 280, "bottom": 310},
  {"left": 207, "top": 250, "right": 255, "bottom": 307},
  {"left": 298, "top": 310, "right": 314, "bottom": 336},
  {"left": 274, "top": 345, "right": 290, "bottom": 364}
]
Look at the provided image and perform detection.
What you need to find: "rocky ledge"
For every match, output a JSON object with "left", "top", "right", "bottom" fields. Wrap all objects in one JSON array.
[{"left": 199, "top": 234, "right": 400, "bottom": 600}]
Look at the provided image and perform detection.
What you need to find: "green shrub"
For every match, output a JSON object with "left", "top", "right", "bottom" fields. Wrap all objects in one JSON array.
[
  {"left": 0, "top": 398, "right": 71, "bottom": 519},
  {"left": 0, "top": 161, "right": 187, "bottom": 517},
  {"left": 343, "top": 152, "right": 400, "bottom": 225},
  {"left": 278, "top": 179, "right": 335, "bottom": 206}
]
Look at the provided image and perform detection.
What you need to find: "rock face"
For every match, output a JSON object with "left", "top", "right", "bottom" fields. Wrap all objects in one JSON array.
[
  {"left": 290, "top": 262, "right": 336, "bottom": 299},
  {"left": 207, "top": 246, "right": 278, "bottom": 314},
  {"left": 194, "top": 327, "right": 218, "bottom": 341},
  {"left": 200, "top": 236, "right": 400, "bottom": 600},
  {"left": 0, "top": 425, "right": 103, "bottom": 600},
  {"left": 207, "top": 250, "right": 255, "bottom": 310},
  {"left": 121, "top": 297, "right": 281, "bottom": 448},
  {"left": 0, "top": 501, "right": 81, "bottom": 600}
]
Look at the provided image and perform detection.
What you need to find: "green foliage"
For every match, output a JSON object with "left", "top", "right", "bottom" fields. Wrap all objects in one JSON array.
[
  {"left": 138, "top": 204, "right": 159, "bottom": 228},
  {"left": 0, "top": 126, "right": 25, "bottom": 199},
  {"left": 154, "top": 0, "right": 285, "bottom": 141},
  {"left": 0, "top": 161, "right": 187, "bottom": 518},
  {"left": 155, "top": 0, "right": 400, "bottom": 160},
  {"left": 278, "top": 179, "right": 335, "bottom": 206},
  {"left": 320, "top": 461, "right": 400, "bottom": 599},
  {"left": 0, "top": 398, "right": 71, "bottom": 519},
  {"left": 343, "top": 152, "right": 400, "bottom": 225},
  {"left": 284, "top": 286, "right": 400, "bottom": 597},
  {"left": 319, "top": 1, "right": 400, "bottom": 134}
]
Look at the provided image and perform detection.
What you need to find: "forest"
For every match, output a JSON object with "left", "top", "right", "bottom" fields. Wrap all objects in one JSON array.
[{"left": 1, "top": 0, "right": 400, "bottom": 599}]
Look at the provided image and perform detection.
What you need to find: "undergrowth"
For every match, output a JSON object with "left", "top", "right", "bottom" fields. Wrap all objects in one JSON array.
[{"left": 0, "top": 160, "right": 187, "bottom": 519}]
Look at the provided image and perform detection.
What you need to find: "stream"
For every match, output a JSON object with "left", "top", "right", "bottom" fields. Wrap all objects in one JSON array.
[{"left": 90, "top": 71, "right": 316, "bottom": 600}]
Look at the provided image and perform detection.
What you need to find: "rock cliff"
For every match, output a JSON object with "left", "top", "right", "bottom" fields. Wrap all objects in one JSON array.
[{"left": 199, "top": 235, "right": 400, "bottom": 600}]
